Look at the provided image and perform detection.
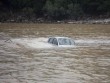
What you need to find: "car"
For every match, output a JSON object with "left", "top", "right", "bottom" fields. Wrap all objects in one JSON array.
[{"left": 48, "top": 37, "right": 75, "bottom": 47}]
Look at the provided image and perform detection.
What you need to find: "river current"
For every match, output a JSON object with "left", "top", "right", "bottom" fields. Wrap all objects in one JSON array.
[{"left": 0, "top": 23, "right": 110, "bottom": 83}]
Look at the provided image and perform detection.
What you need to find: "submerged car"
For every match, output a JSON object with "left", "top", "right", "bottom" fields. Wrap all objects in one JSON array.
[{"left": 48, "top": 37, "right": 75, "bottom": 47}]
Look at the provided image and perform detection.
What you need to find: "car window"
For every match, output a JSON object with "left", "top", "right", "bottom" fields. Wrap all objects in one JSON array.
[
  {"left": 52, "top": 38, "right": 58, "bottom": 45},
  {"left": 58, "top": 38, "right": 71, "bottom": 45},
  {"left": 48, "top": 38, "right": 53, "bottom": 43},
  {"left": 70, "top": 39, "right": 75, "bottom": 45}
]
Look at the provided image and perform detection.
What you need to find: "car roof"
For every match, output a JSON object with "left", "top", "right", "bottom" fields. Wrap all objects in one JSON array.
[{"left": 49, "top": 37, "right": 70, "bottom": 39}]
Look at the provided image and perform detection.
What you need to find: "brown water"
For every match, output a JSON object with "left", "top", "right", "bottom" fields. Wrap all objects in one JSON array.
[{"left": 0, "top": 23, "right": 110, "bottom": 83}]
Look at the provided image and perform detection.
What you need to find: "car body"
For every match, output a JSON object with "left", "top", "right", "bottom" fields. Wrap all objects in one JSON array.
[{"left": 48, "top": 37, "right": 75, "bottom": 47}]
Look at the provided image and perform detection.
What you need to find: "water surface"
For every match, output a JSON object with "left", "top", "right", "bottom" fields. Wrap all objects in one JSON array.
[{"left": 0, "top": 23, "right": 110, "bottom": 83}]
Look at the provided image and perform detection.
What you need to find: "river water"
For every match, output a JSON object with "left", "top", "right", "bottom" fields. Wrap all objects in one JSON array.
[{"left": 0, "top": 23, "right": 110, "bottom": 83}]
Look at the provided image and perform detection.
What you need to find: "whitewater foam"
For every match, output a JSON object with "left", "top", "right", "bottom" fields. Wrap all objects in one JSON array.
[
  {"left": 11, "top": 37, "right": 110, "bottom": 49},
  {"left": 12, "top": 38, "right": 54, "bottom": 49}
]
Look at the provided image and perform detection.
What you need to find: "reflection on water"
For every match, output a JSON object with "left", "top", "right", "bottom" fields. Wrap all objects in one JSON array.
[{"left": 0, "top": 23, "right": 110, "bottom": 83}]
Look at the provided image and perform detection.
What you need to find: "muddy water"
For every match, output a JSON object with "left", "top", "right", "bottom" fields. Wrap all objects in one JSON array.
[{"left": 0, "top": 23, "right": 110, "bottom": 83}]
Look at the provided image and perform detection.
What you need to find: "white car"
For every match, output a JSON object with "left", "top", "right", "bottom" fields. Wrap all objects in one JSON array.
[{"left": 48, "top": 37, "right": 75, "bottom": 47}]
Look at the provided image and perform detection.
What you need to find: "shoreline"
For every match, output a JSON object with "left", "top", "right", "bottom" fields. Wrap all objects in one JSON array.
[{"left": 0, "top": 18, "right": 110, "bottom": 24}]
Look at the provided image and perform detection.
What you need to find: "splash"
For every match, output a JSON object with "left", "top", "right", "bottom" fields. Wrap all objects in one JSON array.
[
  {"left": 11, "top": 37, "right": 110, "bottom": 49},
  {"left": 75, "top": 38, "right": 110, "bottom": 48},
  {"left": 12, "top": 38, "right": 54, "bottom": 49}
]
